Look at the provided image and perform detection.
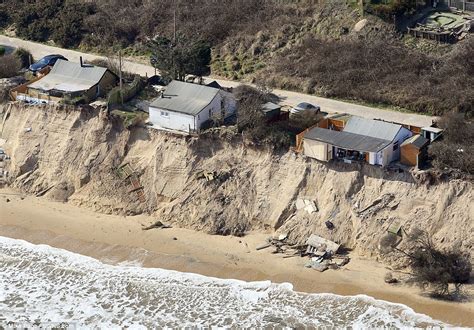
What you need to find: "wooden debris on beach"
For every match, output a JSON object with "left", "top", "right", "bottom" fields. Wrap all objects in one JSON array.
[
  {"left": 36, "top": 185, "right": 56, "bottom": 197},
  {"left": 306, "top": 234, "right": 340, "bottom": 255},
  {"left": 142, "top": 220, "right": 172, "bottom": 231},
  {"left": 256, "top": 242, "right": 272, "bottom": 251},
  {"left": 256, "top": 232, "right": 350, "bottom": 272}
]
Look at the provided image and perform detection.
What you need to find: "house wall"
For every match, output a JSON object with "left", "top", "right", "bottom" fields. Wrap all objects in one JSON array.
[
  {"left": 385, "top": 127, "right": 413, "bottom": 164},
  {"left": 400, "top": 144, "right": 418, "bottom": 167},
  {"left": 149, "top": 107, "right": 196, "bottom": 132},
  {"left": 327, "top": 119, "right": 345, "bottom": 131},
  {"left": 303, "top": 139, "right": 332, "bottom": 161},
  {"left": 195, "top": 95, "right": 223, "bottom": 129},
  {"left": 20, "top": 89, "right": 62, "bottom": 104}
]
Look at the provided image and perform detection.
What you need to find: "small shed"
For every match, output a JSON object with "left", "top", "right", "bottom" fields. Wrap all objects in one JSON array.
[
  {"left": 421, "top": 126, "right": 443, "bottom": 142},
  {"left": 400, "top": 134, "right": 429, "bottom": 167},
  {"left": 261, "top": 102, "right": 281, "bottom": 121}
]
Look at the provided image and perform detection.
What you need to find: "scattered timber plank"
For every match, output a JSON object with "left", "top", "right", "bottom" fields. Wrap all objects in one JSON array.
[
  {"left": 36, "top": 185, "right": 55, "bottom": 197},
  {"left": 256, "top": 242, "right": 272, "bottom": 251},
  {"left": 142, "top": 221, "right": 171, "bottom": 231}
]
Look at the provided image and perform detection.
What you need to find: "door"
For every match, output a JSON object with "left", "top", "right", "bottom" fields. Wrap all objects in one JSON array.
[{"left": 368, "top": 152, "right": 376, "bottom": 165}]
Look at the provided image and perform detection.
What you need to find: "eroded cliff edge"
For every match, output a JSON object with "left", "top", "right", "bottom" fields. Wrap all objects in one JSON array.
[{"left": 1, "top": 103, "right": 472, "bottom": 262}]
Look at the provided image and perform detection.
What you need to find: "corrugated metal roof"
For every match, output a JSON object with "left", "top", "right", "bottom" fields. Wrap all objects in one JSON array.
[
  {"left": 28, "top": 60, "right": 108, "bottom": 93},
  {"left": 401, "top": 134, "right": 429, "bottom": 149},
  {"left": 343, "top": 116, "right": 401, "bottom": 141},
  {"left": 150, "top": 80, "right": 220, "bottom": 116},
  {"left": 304, "top": 127, "right": 391, "bottom": 153},
  {"left": 262, "top": 102, "right": 281, "bottom": 113}
]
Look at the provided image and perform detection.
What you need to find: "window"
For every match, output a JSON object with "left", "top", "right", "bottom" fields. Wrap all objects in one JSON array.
[
  {"left": 160, "top": 111, "right": 169, "bottom": 117},
  {"left": 393, "top": 141, "right": 399, "bottom": 151}
]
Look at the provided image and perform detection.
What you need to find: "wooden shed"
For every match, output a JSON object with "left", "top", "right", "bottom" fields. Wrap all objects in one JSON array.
[
  {"left": 261, "top": 102, "right": 281, "bottom": 122},
  {"left": 400, "top": 134, "right": 430, "bottom": 167}
]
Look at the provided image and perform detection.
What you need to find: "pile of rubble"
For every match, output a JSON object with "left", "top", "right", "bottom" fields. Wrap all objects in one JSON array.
[{"left": 256, "top": 233, "right": 350, "bottom": 272}]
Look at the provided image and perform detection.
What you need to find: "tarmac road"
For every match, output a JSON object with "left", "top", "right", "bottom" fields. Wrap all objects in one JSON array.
[{"left": 0, "top": 35, "right": 435, "bottom": 127}]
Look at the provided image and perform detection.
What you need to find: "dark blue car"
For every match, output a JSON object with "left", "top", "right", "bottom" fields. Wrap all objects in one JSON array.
[{"left": 28, "top": 54, "right": 68, "bottom": 75}]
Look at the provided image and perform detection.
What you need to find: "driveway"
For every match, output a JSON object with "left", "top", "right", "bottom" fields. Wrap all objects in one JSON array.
[{"left": 0, "top": 35, "right": 436, "bottom": 127}]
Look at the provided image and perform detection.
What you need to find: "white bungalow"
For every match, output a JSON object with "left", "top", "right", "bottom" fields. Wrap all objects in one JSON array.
[{"left": 148, "top": 80, "right": 236, "bottom": 133}]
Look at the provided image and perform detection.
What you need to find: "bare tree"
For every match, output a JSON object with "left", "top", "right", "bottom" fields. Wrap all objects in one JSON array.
[{"left": 380, "top": 229, "right": 471, "bottom": 298}]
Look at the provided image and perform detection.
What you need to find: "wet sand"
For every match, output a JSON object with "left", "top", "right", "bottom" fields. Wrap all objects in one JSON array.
[{"left": 0, "top": 188, "right": 472, "bottom": 326}]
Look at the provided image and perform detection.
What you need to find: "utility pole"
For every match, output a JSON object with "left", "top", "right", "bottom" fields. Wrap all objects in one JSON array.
[
  {"left": 173, "top": 0, "right": 177, "bottom": 80},
  {"left": 119, "top": 50, "right": 123, "bottom": 105},
  {"left": 173, "top": 0, "right": 177, "bottom": 43}
]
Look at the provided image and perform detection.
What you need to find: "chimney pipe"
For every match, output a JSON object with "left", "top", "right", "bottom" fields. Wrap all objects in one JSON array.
[{"left": 80, "top": 56, "right": 83, "bottom": 67}]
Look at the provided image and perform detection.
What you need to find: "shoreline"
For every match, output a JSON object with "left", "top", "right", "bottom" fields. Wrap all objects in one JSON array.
[{"left": 0, "top": 188, "right": 472, "bottom": 326}]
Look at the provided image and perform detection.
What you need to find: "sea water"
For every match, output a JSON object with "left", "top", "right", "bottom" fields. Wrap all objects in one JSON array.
[{"left": 0, "top": 236, "right": 448, "bottom": 328}]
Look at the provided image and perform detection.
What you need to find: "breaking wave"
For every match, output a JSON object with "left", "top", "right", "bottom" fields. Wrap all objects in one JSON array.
[{"left": 0, "top": 236, "right": 448, "bottom": 328}]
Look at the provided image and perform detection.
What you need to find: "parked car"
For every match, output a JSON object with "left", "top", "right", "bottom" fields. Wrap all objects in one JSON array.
[
  {"left": 28, "top": 54, "right": 68, "bottom": 75},
  {"left": 289, "top": 102, "right": 320, "bottom": 115}
]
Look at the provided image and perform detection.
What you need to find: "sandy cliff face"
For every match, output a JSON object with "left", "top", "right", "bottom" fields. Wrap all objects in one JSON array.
[{"left": 1, "top": 104, "right": 472, "bottom": 257}]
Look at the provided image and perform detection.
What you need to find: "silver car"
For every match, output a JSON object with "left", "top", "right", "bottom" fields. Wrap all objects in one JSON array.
[{"left": 289, "top": 102, "right": 321, "bottom": 115}]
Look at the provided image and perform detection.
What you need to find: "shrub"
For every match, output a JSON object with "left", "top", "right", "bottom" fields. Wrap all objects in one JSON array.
[
  {"left": 290, "top": 110, "right": 324, "bottom": 131},
  {"left": 380, "top": 229, "right": 471, "bottom": 298},
  {"left": 14, "top": 48, "right": 33, "bottom": 68},
  {"left": 0, "top": 8, "right": 10, "bottom": 29},
  {"left": 0, "top": 54, "right": 21, "bottom": 78},
  {"left": 261, "top": 37, "right": 474, "bottom": 117},
  {"left": 108, "top": 75, "right": 146, "bottom": 106},
  {"left": 428, "top": 112, "right": 474, "bottom": 174}
]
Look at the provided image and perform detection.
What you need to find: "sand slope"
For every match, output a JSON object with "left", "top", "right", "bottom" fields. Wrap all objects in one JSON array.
[{"left": 0, "top": 103, "right": 472, "bottom": 263}]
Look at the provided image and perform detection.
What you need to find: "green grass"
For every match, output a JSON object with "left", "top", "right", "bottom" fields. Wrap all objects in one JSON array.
[{"left": 111, "top": 109, "right": 148, "bottom": 128}]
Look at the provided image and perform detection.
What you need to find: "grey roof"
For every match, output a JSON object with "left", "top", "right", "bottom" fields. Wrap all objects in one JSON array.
[
  {"left": 28, "top": 59, "right": 109, "bottom": 93},
  {"left": 422, "top": 126, "right": 443, "bottom": 133},
  {"left": 343, "top": 116, "right": 402, "bottom": 141},
  {"left": 262, "top": 102, "right": 281, "bottom": 113},
  {"left": 304, "top": 127, "right": 391, "bottom": 153},
  {"left": 150, "top": 80, "right": 220, "bottom": 116},
  {"left": 206, "top": 80, "right": 222, "bottom": 89},
  {"left": 401, "top": 134, "right": 429, "bottom": 149}
]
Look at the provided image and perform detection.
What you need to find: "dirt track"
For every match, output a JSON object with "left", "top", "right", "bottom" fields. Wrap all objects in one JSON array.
[{"left": 0, "top": 35, "right": 435, "bottom": 127}]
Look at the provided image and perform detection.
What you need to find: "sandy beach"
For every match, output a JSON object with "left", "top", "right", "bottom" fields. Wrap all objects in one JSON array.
[{"left": 0, "top": 188, "right": 472, "bottom": 327}]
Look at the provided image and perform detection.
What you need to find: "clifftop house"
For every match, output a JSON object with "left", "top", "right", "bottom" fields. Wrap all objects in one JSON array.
[
  {"left": 148, "top": 80, "right": 236, "bottom": 133},
  {"left": 12, "top": 59, "right": 118, "bottom": 104},
  {"left": 302, "top": 116, "right": 413, "bottom": 167}
]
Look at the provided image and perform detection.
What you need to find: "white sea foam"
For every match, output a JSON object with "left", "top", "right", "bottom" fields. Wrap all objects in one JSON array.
[{"left": 0, "top": 236, "right": 454, "bottom": 328}]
